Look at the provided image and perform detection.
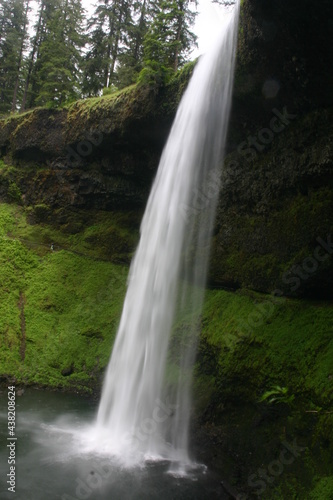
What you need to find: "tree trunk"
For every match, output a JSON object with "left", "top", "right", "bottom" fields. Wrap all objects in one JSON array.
[
  {"left": 134, "top": 0, "right": 147, "bottom": 62},
  {"left": 105, "top": 5, "right": 116, "bottom": 87},
  {"left": 173, "top": 2, "right": 184, "bottom": 72},
  {"left": 22, "top": 1, "right": 45, "bottom": 111},
  {"left": 11, "top": 0, "right": 30, "bottom": 112}
]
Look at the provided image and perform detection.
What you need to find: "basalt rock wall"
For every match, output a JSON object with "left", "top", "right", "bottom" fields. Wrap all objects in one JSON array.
[{"left": 0, "top": 1, "right": 332, "bottom": 297}]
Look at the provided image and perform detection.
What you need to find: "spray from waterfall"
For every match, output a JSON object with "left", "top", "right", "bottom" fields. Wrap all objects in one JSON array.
[{"left": 95, "top": 3, "right": 240, "bottom": 469}]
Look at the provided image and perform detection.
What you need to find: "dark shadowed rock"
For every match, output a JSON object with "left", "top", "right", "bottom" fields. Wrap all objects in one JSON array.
[{"left": 0, "top": 1, "right": 332, "bottom": 297}]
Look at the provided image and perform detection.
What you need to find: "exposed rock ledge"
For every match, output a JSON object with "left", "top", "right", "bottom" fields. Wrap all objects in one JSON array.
[{"left": 0, "top": 0, "right": 332, "bottom": 298}]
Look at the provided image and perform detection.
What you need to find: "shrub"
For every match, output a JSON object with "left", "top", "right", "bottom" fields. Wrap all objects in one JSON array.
[{"left": 8, "top": 182, "right": 22, "bottom": 204}]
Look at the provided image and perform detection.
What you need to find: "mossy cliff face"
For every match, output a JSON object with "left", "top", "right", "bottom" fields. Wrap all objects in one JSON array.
[
  {"left": 210, "top": 108, "right": 333, "bottom": 297},
  {"left": 191, "top": 289, "right": 333, "bottom": 498},
  {"left": 0, "top": 3, "right": 332, "bottom": 494},
  {"left": 0, "top": 202, "right": 331, "bottom": 498},
  {"left": 0, "top": 3, "right": 332, "bottom": 297},
  {"left": 0, "top": 76, "right": 191, "bottom": 210},
  {"left": 209, "top": 0, "right": 333, "bottom": 297}
]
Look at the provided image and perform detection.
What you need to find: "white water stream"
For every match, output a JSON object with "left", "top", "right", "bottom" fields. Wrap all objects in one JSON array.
[{"left": 95, "top": 4, "right": 240, "bottom": 471}]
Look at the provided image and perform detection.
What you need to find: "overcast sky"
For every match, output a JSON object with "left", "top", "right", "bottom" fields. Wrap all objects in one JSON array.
[
  {"left": 191, "top": 0, "right": 233, "bottom": 57},
  {"left": 80, "top": 0, "right": 233, "bottom": 59},
  {"left": 29, "top": 0, "right": 233, "bottom": 60}
]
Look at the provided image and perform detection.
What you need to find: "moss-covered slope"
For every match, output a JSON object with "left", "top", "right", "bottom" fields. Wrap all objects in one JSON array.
[
  {"left": 192, "top": 288, "right": 333, "bottom": 498},
  {"left": 0, "top": 202, "right": 141, "bottom": 391},
  {"left": 1, "top": 0, "right": 332, "bottom": 296},
  {"left": 0, "top": 1, "right": 332, "bottom": 496},
  {"left": 0, "top": 200, "right": 331, "bottom": 498}
]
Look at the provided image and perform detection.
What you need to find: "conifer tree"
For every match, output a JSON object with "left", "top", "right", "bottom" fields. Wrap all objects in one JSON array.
[
  {"left": 23, "top": 0, "right": 65, "bottom": 108},
  {"left": 82, "top": 0, "right": 134, "bottom": 95},
  {"left": 115, "top": 0, "right": 150, "bottom": 88},
  {"left": 34, "top": 0, "right": 85, "bottom": 107},
  {"left": 142, "top": 0, "right": 197, "bottom": 76},
  {"left": 0, "top": 0, "right": 30, "bottom": 114},
  {"left": 0, "top": 0, "right": 200, "bottom": 109},
  {"left": 11, "top": 0, "right": 30, "bottom": 111},
  {"left": 21, "top": 0, "right": 46, "bottom": 111}
]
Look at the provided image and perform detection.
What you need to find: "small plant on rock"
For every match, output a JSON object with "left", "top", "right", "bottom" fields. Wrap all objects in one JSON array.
[{"left": 259, "top": 385, "right": 295, "bottom": 406}]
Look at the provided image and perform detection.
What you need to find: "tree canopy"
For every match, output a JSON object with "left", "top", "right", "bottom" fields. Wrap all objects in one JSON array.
[{"left": 0, "top": 0, "right": 199, "bottom": 114}]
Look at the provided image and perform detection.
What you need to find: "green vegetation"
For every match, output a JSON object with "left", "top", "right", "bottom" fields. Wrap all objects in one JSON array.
[
  {"left": 0, "top": 200, "right": 331, "bottom": 497},
  {"left": 0, "top": 0, "right": 199, "bottom": 115},
  {"left": 191, "top": 288, "right": 333, "bottom": 498},
  {"left": 7, "top": 181, "right": 22, "bottom": 203},
  {"left": 258, "top": 385, "right": 295, "bottom": 406},
  {"left": 0, "top": 1, "right": 331, "bottom": 496},
  {"left": 66, "top": 83, "right": 138, "bottom": 128},
  {"left": 141, "top": 0, "right": 197, "bottom": 81},
  {"left": 2, "top": 202, "right": 332, "bottom": 408},
  {"left": 309, "top": 477, "right": 333, "bottom": 499},
  {"left": 211, "top": 185, "right": 333, "bottom": 291},
  {"left": 14, "top": 204, "right": 139, "bottom": 263},
  {"left": 211, "top": 105, "right": 333, "bottom": 294},
  {"left": 0, "top": 203, "right": 128, "bottom": 391},
  {"left": 195, "top": 288, "right": 333, "bottom": 408}
]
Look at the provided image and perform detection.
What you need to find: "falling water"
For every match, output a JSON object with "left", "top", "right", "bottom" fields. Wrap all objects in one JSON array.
[{"left": 96, "top": 4, "right": 240, "bottom": 469}]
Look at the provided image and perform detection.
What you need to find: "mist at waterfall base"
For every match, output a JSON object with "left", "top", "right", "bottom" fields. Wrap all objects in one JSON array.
[
  {"left": 0, "top": 8, "right": 240, "bottom": 500},
  {"left": 94, "top": 2, "right": 239, "bottom": 471},
  {"left": 0, "top": 389, "right": 227, "bottom": 500}
]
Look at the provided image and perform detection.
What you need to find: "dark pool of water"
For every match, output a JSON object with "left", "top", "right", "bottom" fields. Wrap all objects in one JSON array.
[{"left": 0, "top": 388, "right": 228, "bottom": 499}]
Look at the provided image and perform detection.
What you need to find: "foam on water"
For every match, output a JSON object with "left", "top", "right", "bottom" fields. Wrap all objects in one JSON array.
[{"left": 94, "top": 2, "right": 240, "bottom": 471}]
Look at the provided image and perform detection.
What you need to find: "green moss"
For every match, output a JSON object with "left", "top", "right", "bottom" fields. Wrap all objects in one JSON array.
[
  {"left": 211, "top": 185, "right": 333, "bottom": 293},
  {"left": 188, "top": 287, "right": 332, "bottom": 498},
  {"left": 0, "top": 202, "right": 128, "bottom": 391},
  {"left": 0, "top": 108, "right": 39, "bottom": 125},
  {"left": 0, "top": 199, "right": 332, "bottom": 495},
  {"left": 195, "top": 288, "right": 333, "bottom": 406},
  {"left": 4, "top": 204, "right": 139, "bottom": 263},
  {"left": 7, "top": 181, "right": 22, "bottom": 203},
  {"left": 309, "top": 477, "right": 333, "bottom": 499},
  {"left": 23, "top": 250, "right": 127, "bottom": 386},
  {"left": 66, "top": 83, "right": 138, "bottom": 127},
  {"left": 3, "top": 201, "right": 330, "bottom": 403},
  {"left": 33, "top": 203, "right": 52, "bottom": 222}
]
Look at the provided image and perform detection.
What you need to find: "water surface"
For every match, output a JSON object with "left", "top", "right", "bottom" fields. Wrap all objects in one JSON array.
[{"left": 0, "top": 388, "right": 227, "bottom": 499}]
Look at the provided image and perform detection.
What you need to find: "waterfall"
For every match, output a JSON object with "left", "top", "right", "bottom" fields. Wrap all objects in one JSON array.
[{"left": 95, "top": 4, "right": 240, "bottom": 469}]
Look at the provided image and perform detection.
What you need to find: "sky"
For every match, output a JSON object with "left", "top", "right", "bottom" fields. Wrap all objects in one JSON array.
[
  {"left": 191, "top": 0, "right": 234, "bottom": 57},
  {"left": 29, "top": 0, "right": 234, "bottom": 60},
  {"left": 80, "top": 0, "right": 234, "bottom": 59}
]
